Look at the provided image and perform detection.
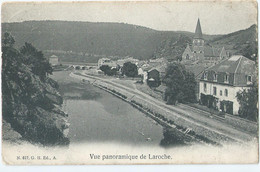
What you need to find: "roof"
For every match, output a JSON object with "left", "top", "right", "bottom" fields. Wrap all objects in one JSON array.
[
  {"left": 194, "top": 18, "right": 203, "bottom": 39},
  {"left": 207, "top": 55, "right": 255, "bottom": 74},
  {"left": 148, "top": 63, "right": 168, "bottom": 73},
  {"left": 155, "top": 64, "right": 167, "bottom": 73},
  {"left": 142, "top": 65, "right": 154, "bottom": 72},
  {"left": 185, "top": 64, "right": 209, "bottom": 79},
  {"left": 204, "top": 46, "right": 223, "bottom": 57},
  {"left": 50, "top": 55, "right": 58, "bottom": 58},
  {"left": 148, "top": 68, "right": 159, "bottom": 73}
]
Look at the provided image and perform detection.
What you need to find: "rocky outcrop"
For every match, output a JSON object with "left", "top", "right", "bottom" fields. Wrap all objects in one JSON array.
[
  {"left": 2, "top": 120, "right": 23, "bottom": 144},
  {"left": 2, "top": 47, "right": 69, "bottom": 146}
]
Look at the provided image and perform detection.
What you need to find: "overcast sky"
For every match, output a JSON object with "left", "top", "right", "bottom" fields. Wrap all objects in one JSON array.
[{"left": 1, "top": 1, "right": 257, "bottom": 35}]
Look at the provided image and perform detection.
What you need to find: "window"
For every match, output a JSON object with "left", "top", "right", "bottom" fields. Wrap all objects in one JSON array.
[
  {"left": 247, "top": 75, "right": 252, "bottom": 83},
  {"left": 186, "top": 54, "right": 189, "bottom": 60},
  {"left": 224, "top": 74, "right": 229, "bottom": 83},
  {"left": 203, "top": 71, "right": 208, "bottom": 80},
  {"left": 204, "top": 83, "right": 207, "bottom": 92},
  {"left": 213, "top": 73, "right": 218, "bottom": 81},
  {"left": 213, "top": 87, "right": 217, "bottom": 96},
  {"left": 220, "top": 90, "right": 223, "bottom": 96},
  {"left": 225, "top": 89, "right": 228, "bottom": 97}
]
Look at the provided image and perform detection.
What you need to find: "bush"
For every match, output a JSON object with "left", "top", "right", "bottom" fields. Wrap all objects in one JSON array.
[{"left": 121, "top": 62, "right": 138, "bottom": 77}]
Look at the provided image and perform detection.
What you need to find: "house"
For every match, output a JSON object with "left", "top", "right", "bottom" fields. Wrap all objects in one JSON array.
[
  {"left": 199, "top": 55, "right": 256, "bottom": 115},
  {"left": 182, "top": 18, "right": 228, "bottom": 64},
  {"left": 185, "top": 63, "right": 211, "bottom": 101},
  {"left": 49, "top": 55, "right": 60, "bottom": 66},
  {"left": 138, "top": 68, "right": 144, "bottom": 76},
  {"left": 155, "top": 63, "right": 168, "bottom": 79},
  {"left": 147, "top": 69, "right": 161, "bottom": 87},
  {"left": 98, "top": 58, "right": 117, "bottom": 69}
]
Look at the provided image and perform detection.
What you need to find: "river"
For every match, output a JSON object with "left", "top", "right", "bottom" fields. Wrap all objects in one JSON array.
[{"left": 51, "top": 71, "right": 187, "bottom": 147}]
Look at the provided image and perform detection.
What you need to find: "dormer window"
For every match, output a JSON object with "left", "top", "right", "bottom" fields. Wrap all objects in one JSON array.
[
  {"left": 224, "top": 73, "right": 229, "bottom": 83},
  {"left": 203, "top": 71, "right": 208, "bottom": 80},
  {"left": 213, "top": 73, "right": 218, "bottom": 81}
]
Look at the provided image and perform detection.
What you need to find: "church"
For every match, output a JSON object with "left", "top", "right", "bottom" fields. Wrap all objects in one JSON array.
[{"left": 182, "top": 19, "right": 228, "bottom": 63}]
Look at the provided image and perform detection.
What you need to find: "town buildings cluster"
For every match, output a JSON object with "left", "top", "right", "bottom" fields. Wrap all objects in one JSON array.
[{"left": 49, "top": 18, "right": 256, "bottom": 116}]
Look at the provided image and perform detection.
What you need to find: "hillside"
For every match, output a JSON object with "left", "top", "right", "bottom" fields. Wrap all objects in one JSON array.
[
  {"left": 209, "top": 24, "right": 257, "bottom": 61},
  {"left": 2, "top": 34, "right": 69, "bottom": 145},
  {"left": 2, "top": 21, "right": 257, "bottom": 62},
  {"left": 2, "top": 21, "right": 218, "bottom": 62}
]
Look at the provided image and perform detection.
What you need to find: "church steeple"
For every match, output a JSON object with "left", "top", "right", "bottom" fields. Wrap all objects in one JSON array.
[
  {"left": 194, "top": 18, "right": 203, "bottom": 39},
  {"left": 192, "top": 18, "right": 204, "bottom": 60}
]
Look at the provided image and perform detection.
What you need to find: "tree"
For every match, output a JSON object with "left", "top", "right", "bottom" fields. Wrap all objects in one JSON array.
[
  {"left": 110, "top": 68, "right": 118, "bottom": 76},
  {"left": 100, "top": 65, "right": 111, "bottom": 75},
  {"left": 122, "top": 62, "right": 138, "bottom": 77},
  {"left": 236, "top": 83, "right": 258, "bottom": 122},
  {"left": 20, "top": 42, "right": 53, "bottom": 80},
  {"left": 182, "top": 71, "right": 197, "bottom": 103},
  {"left": 2, "top": 32, "right": 15, "bottom": 48},
  {"left": 2, "top": 33, "right": 20, "bottom": 75},
  {"left": 163, "top": 62, "right": 196, "bottom": 105},
  {"left": 100, "top": 65, "right": 117, "bottom": 76}
]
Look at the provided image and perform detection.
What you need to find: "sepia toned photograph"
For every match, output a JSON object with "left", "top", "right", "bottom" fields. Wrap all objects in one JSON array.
[{"left": 1, "top": 0, "right": 259, "bottom": 165}]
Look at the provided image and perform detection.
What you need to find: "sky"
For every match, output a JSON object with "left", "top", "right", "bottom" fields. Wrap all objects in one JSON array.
[{"left": 1, "top": 0, "right": 258, "bottom": 35}]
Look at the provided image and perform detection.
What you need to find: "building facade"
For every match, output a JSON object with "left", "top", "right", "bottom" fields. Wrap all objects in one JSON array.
[
  {"left": 49, "top": 55, "right": 60, "bottom": 66},
  {"left": 199, "top": 55, "right": 256, "bottom": 115}
]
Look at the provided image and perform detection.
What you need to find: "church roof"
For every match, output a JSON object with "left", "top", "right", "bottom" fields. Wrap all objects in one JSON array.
[
  {"left": 204, "top": 46, "right": 223, "bottom": 57},
  {"left": 194, "top": 18, "right": 203, "bottom": 39}
]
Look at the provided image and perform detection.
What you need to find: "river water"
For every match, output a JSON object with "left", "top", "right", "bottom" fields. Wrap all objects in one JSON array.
[{"left": 51, "top": 71, "right": 186, "bottom": 147}]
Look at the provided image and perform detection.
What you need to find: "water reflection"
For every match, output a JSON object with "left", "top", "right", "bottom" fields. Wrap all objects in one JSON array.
[{"left": 53, "top": 71, "right": 191, "bottom": 147}]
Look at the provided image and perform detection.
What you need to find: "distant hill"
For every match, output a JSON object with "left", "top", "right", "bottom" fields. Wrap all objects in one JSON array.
[
  {"left": 1, "top": 21, "right": 257, "bottom": 62},
  {"left": 209, "top": 24, "right": 257, "bottom": 61}
]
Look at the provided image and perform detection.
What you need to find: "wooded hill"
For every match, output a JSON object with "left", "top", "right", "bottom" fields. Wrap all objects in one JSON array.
[{"left": 2, "top": 21, "right": 257, "bottom": 62}]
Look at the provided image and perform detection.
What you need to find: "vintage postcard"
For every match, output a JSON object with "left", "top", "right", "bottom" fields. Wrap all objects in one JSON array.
[{"left": 1, "top": 0, "right": 259, "bottom": 165}]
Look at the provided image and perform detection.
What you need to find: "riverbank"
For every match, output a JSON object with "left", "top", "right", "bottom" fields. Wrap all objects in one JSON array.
[{"left": 51, "top": 71, "right": 166, "bottom": 146}]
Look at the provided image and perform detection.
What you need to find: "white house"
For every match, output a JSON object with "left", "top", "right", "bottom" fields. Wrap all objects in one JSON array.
[
  {"left": 199, "top": 55, "right": 256, "bottom": 115},
  {"left": 98, "top": 58, "right": 117, "bottom": 69},
  {"left": 138, "top": 68, "right": 144, "bottom": 76},
  {"left": 49, "top": 55, "right": 60, "bottom": 66}
]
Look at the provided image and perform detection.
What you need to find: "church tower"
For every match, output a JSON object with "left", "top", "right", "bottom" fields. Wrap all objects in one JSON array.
[{"left": 192, "top": 18, "right": 204, "bottom": 60}]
